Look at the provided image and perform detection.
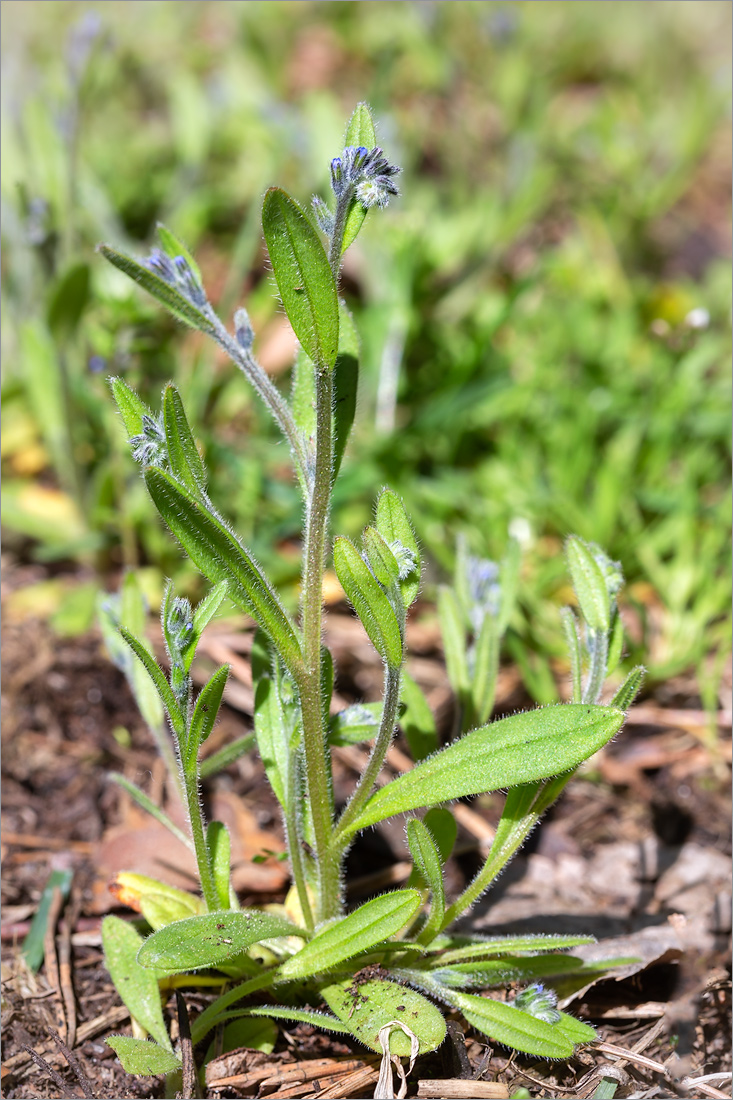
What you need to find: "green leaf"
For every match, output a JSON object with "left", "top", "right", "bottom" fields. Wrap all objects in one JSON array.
[
  {"left": 436, "top": 933, "right": 596, "bottom": 964},
  {"left": 554, "top": 1011, "right": 597, "bottom": 1045},
  {"left": 162, "top": 384, "right": 206, "bottom": 497},
  {"left": 277, "top": 890, "right": 422, "bottom": 980},
  {"left": 341, "top": 103, "right": 378, "bottom": 252},
  {"left": 611, "top": 665, "right": 645, "bottom": 710},
  {"left": 291, "top": 346, "right": 316, "bottom": 440},
  {"left": 565, "top": 537, "right": 611, "bottom": 634},
  {"left": 436, "top": 953, "right": 599, "bottom": 987},
  {"left": 191, "top": 581, "right": 228, "bottom": 652},
  {"left": 235, "top": 1005, "right": 351, "bottom": 1034},
  {"left": 345, "top": 704, "right": 625, "bottom": 835},
  {"left": 109, "top": 377, "right": 153, "bottom": 440},
  {"left": 102, "top": 916, "right": 172, "bottom": 1050},
  {"left": 105, "top": 1037, "right": 181, "bottom": 1076},
  {"left": 407, "top": 819, "right": 445, "bottom": 942},
  {"left": 333, "top": 536, "right": 403, "bottom": 668},
  {"left": 422, "top": 808, "right": 458, "bottom": 864},
  {"left": 47, "top": 262, "right": 90, "bottom": 344},
  {"left": 606, "top": 614, "right": 625, "bottom": 676},
  {"left": 332, "top": 303, "right": 360, "bottom": 477},
  {"left": 363, "top": 526, "right": 400, "bottom": 587},
  {"left": 98, "top": 244, "right": 215, "bottom": 334},
  {"left": 204, "top": 1016, "right": 277, "bottom": 1064},
  {"left": 329, "top": 701, "right": 382, "bottom": 746},
  {"left": 157, "top": 223, "right": 202, "bottom": 282},
  {"left": 200, "top": 732, "right": 255, "bottom": 778},
  {"left": 207, "top": 822, "right": 232, "bottom": 910},
  {"left": 321, "top": 977, "right": 446, "bottom": 1056},
  {"left": 254, "top": 674, "right": 291, "bottom": 809},
  {"left": 118, "top": 626, "right": 186, "bottom": 742},
  {"left": 262, "top": 187, "right": 339, "bottom": 368},
  {"left": 438, "top": 586, "right": 470, "bottom": 699},
  {"left": 448, "top": 992, "right": 575, "bottom": 1058},
  {"left": 22, "top": 870, "right": 73, "bottom": 971},
  {"left": 399, "top": 672, "right": 438, "bottom": 762},
  {"left": 471, "top": 614, "right": 499, "bottom": 727},
  {"left": 137, "top": 911, "right": 305, "bottom": 972},
  {"left": 144, "top": 467, "right": 301, "bottom": 675},
  {"left": 375, "top": 490, "right": 420, "bottom": 607},
  {"left": 186, "top": 665, "right": 229, "bottom": 767}
]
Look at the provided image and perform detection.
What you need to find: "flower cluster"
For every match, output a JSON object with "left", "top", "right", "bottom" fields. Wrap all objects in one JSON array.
[
  {"left": 129, "top": 413, "right": 167, "bottom": 469},
  {"left": 514, "top": 983, "right": 561, "bottom": 1024},
  {"left": 144, "top": 249, "right": 206, "bottom": 308},
  {"left": 330, "top": 145, "right": 401, "bottom": 209}
]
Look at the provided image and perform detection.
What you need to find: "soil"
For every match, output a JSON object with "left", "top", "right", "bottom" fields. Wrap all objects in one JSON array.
[{"left": 1, "top": 559, "right": 731, "bottom": 1100}]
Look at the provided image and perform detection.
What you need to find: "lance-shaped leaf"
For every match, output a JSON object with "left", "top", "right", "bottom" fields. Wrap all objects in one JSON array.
[
  {"left": 375, "top": 490, "right": 420, "bottom": 607},
  {"left": 565, "top": 537, "right": 611, "bottom": 634},
  {"left": 407, "top": 818, "right": 445, "bottom": 942},
  {"left": 98, "top": 244, "right": 215, "bottom": 335},
  {"left": 611, "top": 665, "right": 645, "bottom": 711},
  {"left": 262, "top": 188, "right": 339, "bottom": 369},
  {"left": 137, "top": 910, "right": 305, "bottom": 973},
  {"left": 341, "top": 103, "right": 378, "bottom": 253},
  {"left": 156, "top": 223, "right": 202, "bottom": 282},
  {"left": 321, "top": 977, "right": 446, "bottom": 1056},
  {"left": 435, "top": 933, "right": 595, "bottom": 964},
  {"left": 207, "top": 822, "right": 233, "bottom": 910},
  {"left": 105, "top": 1037, "right": 181, "bottom": 1077},
  {"left": 344, "top": 704, "right": 625, "bottom": 835},
  {"left": 277, "top": 890, "right": 421, "bottom": 980},
  {"left": 162, "top": 384, "right": 206, "bottom": 497},
  {"left": 102, "top": 916, "right": 172, "bottom": 1050},
  {"left": 333, "top": 536, "right": 402, "bottom": 669},
  {"left": 185, "top": 664, "right": 229, "bottom": 768},
  {"left": 118, "top": 627, "right": 186, "bottom": 742},
  {"left": 109, "top": 377, "right": 153, "bottom": 438},
  {"left": 447, "top": 991, "right": 576, "bottom": 1058},
  {"left": 144, "top": 467, "right": 301, "bottom": 674}
]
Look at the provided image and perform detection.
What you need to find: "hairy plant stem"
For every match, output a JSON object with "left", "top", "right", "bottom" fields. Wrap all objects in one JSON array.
[
  {"left": 207, "top": 310, "right": 310, "bottom": 488},
  {"left": 190, "top": 969, "right": 276, "bottom": 1046},
  {"left": 333, "top": 661, "right": 402, "bottom": 846},
  {"left": 297, "top": 365, "right": 339, "bottom": 922},
  {"left": 182, "top": 768, "right": 219, "bottom": 913},
  {"left": 328, "top": 186, "right": 355, "bottom": 281},
  {"left": 285, "top": 750, "right": 314, "bottom": 932},
  {"left": 441, "top": 773, "right": 572, "bottom": 928}
]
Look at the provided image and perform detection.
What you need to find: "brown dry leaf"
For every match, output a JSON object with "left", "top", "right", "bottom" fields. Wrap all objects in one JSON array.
[
  {"left": 90, "top": 789, "right": 287, "bottom": 913},
  {"left": 554, "top": 923, "right": 685, "bottom": 1007}
]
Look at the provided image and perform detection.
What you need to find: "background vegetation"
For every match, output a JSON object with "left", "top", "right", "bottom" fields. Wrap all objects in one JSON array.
[{"left": 2, "top": 0, "right": 730, "bottom": 708}]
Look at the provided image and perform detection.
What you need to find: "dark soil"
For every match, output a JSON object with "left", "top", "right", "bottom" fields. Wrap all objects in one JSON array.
[{"left": 2, "top": 566, "right": 731, "bottom": 1099}]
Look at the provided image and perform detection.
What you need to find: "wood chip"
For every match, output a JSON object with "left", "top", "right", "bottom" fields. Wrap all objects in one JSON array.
[{"left": 417, "top": 1081, "right": 510, "bottom": 1099}]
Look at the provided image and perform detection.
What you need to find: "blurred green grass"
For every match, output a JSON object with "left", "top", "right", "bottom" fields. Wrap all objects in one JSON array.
[{"left": 2, "top": 1, "right": 730, "bottom": 702}]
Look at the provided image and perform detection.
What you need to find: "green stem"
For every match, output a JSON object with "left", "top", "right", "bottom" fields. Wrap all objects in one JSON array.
[
  {"left": 328, "top": 185, "right": 356, "bottom": 280},
  {"left": 190, "top": 969, "right": 277, "bottom": 1046},
  {"left": 297, "top": 366, "right": 339, "bottom": 922},
  {"left": 333, "top": 661, "right": 402, "bottom": 846},
  {"left": 182, "top": 768, "right": 219, "bottom": 913},
  {"left": 208, "top": 312, "right": 310, "bottom": 487}
]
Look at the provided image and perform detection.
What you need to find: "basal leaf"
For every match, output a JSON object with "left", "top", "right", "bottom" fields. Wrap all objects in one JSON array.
[
  {"left": 333, "top": 536, "right": 402, "bottom": 668},
  {"left": 262, "top": 188, "right": 338, "bottom": 368},
  {"left": 102, "top": 916, "right": 172, "bottom": 1050},
  {"left": 137, "top": 911, "right": 305, "bottom": 972},
  {"left": 105, "top": 1036, "right": 181, "bottom": 1076},
  {"left": 375, "top": 490, "right": 420, "bottom": 607},
  {"left": 277, "top": 890, "right": 421, "bottom": 980},
  {"left": 553, "top": 1011, "right": 597, "bottom": 1045},
  {"left": 98, "top": 244, "right": 214, "bottom": 334},
  {"left": 449, "top": 991, "right": 575, "bottom": 1058},
  {"left": 406, "top": 819, "right": 444, "bottom": 922},
  {"left": 345, "top": 704, "right": 625, "bottom": 835},
  {"left": 144, "top": 468, "right": 301, "bottom": 674},
  {"left": 162, "top": 384, "right": 206, "bottom": 497},
  {"left": 321, "top": 978, "right": 446, "bottom": 1056},
  {"left": 437, "top": 934, "right": 596, "bottom": 964}
]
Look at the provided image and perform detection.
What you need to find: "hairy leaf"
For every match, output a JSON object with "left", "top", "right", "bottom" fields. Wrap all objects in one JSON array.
[
  {"left": 102, "top": 917, "right": 172, "bottom": 1050},
  {"left": 321, "top": 977, "right": 446, "bottom": 1056},
  {"left": 98, "top": 244, "right": 214, "bottom": 333},
  {"left": 109, "top": 377, "right": 153, "bottom": 438},
  {"left": 277, "top": 891, "right": 421, "bottom": 980},
  {"left": 262, "top": 187, "right": 338, "bottom": 368},
  {"left": 449, "top": 991, "right": 575, "bottom": 1058},
  {"left": 105, "top": 1037, "right": 181, "bottom": 1076},
  {"left": 137, "top": 911, "right": 305, "bottom": 972},
  {"left": 375, "top": 490, "right": 420, "bottom": 607},
  {"left": 162, "top": 384, "right": 206, "bottom": 497},
  {"left": 333, "top": 536, "right": 402, "bottom": 668},
  {"left": 186, "top": 665, "right": 229, "bottom": 767},
  {"left": 565, "top": 537, "right": 611, "bottom": 634},
  {"left": 345, "top": 705, "right": 625, "bottom": 834}
]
